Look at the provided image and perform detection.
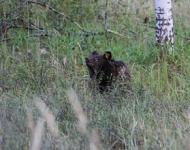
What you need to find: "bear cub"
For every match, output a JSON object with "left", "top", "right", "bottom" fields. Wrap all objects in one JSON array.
[{"left": 85, "top": 51, "right": 130, "bottom": 92}]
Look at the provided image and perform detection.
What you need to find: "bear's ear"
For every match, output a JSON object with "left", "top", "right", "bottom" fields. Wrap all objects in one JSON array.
[
  {"left": 92, "top": 51, "right": 99, "bottom": 55},
  {"left": 103, "top": 51, "right": 112, "bottom": 60}
]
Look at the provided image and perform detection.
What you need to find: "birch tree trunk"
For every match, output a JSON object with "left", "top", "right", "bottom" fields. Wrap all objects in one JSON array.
[{"left": 154, "top": 0, "right": 174, "bottom": 45}]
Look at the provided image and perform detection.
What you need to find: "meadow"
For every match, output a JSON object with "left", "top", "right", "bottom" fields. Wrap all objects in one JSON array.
[{"left": 0, "top": 0, "right": 190, "bottom": 149}]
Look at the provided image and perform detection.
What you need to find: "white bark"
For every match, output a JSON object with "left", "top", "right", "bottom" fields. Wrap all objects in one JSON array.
[{"left": 154, "top": 0, "right": 174, "bottom": 45}]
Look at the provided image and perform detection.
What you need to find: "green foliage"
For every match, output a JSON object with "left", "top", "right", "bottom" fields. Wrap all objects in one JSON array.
[{"left": 1, "top": 0, "right": 190, "bottom": 149}]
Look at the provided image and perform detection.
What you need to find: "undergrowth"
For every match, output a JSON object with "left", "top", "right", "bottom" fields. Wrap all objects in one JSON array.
[{"left": 0, "top": 0, "right": 190, "bottom": 149}]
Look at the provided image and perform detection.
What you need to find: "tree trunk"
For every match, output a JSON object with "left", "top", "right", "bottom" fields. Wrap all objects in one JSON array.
[{"left": 154, "top": 0, "right": 174, "bottom": 45}]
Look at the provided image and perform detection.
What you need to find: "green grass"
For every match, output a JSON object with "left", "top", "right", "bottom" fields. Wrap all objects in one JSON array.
[{"left": 1, "top": 0, "right": 190, "bottom": 149}]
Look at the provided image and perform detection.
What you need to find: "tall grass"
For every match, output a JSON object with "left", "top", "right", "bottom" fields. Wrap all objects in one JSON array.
[{"left": 0, "top": 0, "right": 190, "bottom": 149}]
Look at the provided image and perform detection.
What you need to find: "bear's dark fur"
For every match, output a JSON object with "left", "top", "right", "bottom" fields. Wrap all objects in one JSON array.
[{"left": 85, "top": 51, "right": 130, "bottom": 92}]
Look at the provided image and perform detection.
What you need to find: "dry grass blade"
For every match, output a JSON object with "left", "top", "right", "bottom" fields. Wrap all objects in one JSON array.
[
  {"left": 90, "top": 129, "right": 103, "bottom": 150},
  {"left": 66, "top": 88, "right": 88, "bottom": 135},
  {"left": 67, "top": 89, "right": 103, "bottom": 150},
  {"left": 35, "top": 99, "right": 59, "bottom": 137},
  {"left": 30, "top": 118, "right": 45, "bottom": 150},
  {"left": 26, "top": 109, "right": 34, "bottom": 133}
]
